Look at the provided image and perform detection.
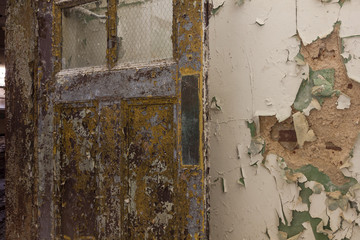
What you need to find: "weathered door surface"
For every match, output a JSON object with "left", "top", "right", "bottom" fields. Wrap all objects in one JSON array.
[{"left": 33, "top": 0, "right": 206, "bottom": 239}]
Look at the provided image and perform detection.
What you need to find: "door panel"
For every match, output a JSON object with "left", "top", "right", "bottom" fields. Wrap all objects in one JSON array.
[
  {"left": 55, "top": 102, "right": 99, "bottom": 239},
  {"left": 98, "top": 101, "right": 123, "bottom": 238},
  {"left": 54, "top": 98, "right": 178, "bottom": 239},
  {"left": 123, "top": 98, "right": 177, "bottom": 238}
]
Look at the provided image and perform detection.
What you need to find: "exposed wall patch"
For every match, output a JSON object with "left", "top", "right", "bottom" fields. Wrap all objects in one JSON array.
[{"left": 259, "top": 25, "right": 360, "bottom": 185}]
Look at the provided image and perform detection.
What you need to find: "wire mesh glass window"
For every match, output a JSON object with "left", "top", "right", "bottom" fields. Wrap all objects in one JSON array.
[
  {"left": 117, "top": 0, "right": 173, "bottom": 64},
  {"left": 62, "top": 0, "right": 107, "bottom": 69}
]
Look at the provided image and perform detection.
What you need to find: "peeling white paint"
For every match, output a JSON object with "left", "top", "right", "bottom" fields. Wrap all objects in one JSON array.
[
  {"left": 351, "top": 225, "right": 360, "bottom": 239},
  {"left": 255, "top": 18, "right": 266, "bottom": 26},
  {"left": 336, "top": 93, "right": 351, "bottom": 109},
  {"left": 209, "top": 0, "right": 302, "bottom": 122},
  {"left": 332, "top": 220, "right": 353, "bottom": 240},
  {"left": 264, "top": 154, "right": 308, "bottom": 225},
  {"left": 300, "top": 222, "right": 316, "bottom": 240},
  {"left": 297, "top": 0, "right": 340, "bottom": 45},
  {"left": 316, "top": 221, "right": 333, "bottom": 237},
  {"left": 343, "top": 206, "right": 357, "bottom": 223},
  {"left": 236, "top": 144, "right": 242, "bottom": 160},
  {"left": 209, "top": 0, "right": 360, "bottom": 239},
  {"left": 327, "top": 207, "right": 342, "bottom": 232},
  {"left": 338, "top": 0, "right": 360, "bottom": 38},
  {"left": 309, "top": 189, "right": 328, "bottom": 225},
  {"left": 341, "top": 36, "right": 360, "bottom": 83},
  {"left": 342, "top": 135, "right": 360, "bottom": 182}
]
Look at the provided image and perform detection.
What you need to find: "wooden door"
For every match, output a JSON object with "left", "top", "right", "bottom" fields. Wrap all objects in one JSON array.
[{"left": 25, "top": 0, "right": 208, "bottom": 239}]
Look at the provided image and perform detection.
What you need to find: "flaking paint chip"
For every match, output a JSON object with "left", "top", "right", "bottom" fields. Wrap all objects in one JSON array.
[
  {"left": 211, "top": 2, "right": 224, "bottom": 15},
  {"left": 237, "top": 168, "right": 245, "bottom": 186},
  {"left": 309, "top": 190, "right": 329, "bottom": 226},
  {"left": 336, "top": 93, "right": 351, "bottom": 109},
  {"left": 285, "top": 171, "right": 307, "bottom": 183},
  {"left": 210, "top": 96, "right": 222, "bottom": 110},
  {"left": 293, "top": 112, "right": 316, "bottom": 148},
  {"left": 255, "top": 18, "right": 265, "bottom": 26},
  {"left": 236, "top": 144, "right": 241, "bottom": 159},
  {"left": 294, "top": 52, "right": 306, "bottom": 66},
  {"left": 237, "top": 178, "right": 245, "bottom": 186},
  {"left": 248, "top": 137, "right": 265, "bottom": 156},
  {"left": 300, "top": 222, "right": 316, "bottom": 240},
  {"left": 303, "top": 98, "right": 321, "bottom": 116},
  {"left": 221, "top": 177, "right": 228, "bottom": 193}
]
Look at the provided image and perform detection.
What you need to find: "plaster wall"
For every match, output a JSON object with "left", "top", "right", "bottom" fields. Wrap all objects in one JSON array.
[{"left": 208, "top": 0, "right": 360, "bottom": 239}]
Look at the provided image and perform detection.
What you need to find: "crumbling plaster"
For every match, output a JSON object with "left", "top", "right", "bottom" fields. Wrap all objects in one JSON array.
[{"left": 209, "top": 0, "right": 360, "bottom": 239}]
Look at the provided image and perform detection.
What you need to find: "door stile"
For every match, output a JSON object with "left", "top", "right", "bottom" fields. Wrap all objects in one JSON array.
[{"left": 174, "top": 0, "right": 206, "bottom": 237}]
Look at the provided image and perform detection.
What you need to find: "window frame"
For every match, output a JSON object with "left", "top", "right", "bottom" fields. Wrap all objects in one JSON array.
[{"left": 53, "top": 0, "right": 178, "bottom": 73}]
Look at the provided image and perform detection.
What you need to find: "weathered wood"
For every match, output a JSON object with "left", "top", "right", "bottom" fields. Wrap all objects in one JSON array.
[{"left": 5, "top": 0, "right": 38, "bottom": 239}]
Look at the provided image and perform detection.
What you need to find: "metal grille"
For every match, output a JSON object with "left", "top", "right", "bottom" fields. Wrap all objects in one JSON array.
[
  {"left": 62, "top": 0, "right": 107, "bottom": 69},
  {"left": 117, "top": 0, "right": 173, "bottom": 64}
]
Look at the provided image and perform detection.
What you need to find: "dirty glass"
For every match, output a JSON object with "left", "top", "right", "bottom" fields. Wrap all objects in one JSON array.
[
  {"left": 117, "top": 0, "right": 173, "bottom": 64},
  {"left": 181, "top": 75, "right": 200, "bottom": 165},
  {"left": 62, "top": 0, "right": 107, "bottom": 69}
]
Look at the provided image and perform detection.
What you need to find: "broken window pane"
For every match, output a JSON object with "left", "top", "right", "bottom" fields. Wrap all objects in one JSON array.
[
  {"left": 117, "top": 0, "right": 173, "bottom": 64},
  {"left": 62, "top": 0, "right": 107, "bottom": 69}
]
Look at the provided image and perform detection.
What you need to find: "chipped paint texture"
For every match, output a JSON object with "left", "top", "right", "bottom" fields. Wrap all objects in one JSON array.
[
  {"left": 6, "top": 0, "right": 38, "bottom": 239},
  {"left": 209, "top": 0, "right": 360, "bottom": 239}
]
